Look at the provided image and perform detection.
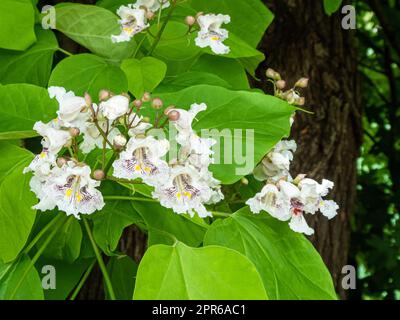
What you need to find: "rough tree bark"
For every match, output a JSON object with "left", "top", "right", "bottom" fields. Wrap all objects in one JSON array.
[{"left": 254, "top": 0, "right": 363, "bottom": 298}]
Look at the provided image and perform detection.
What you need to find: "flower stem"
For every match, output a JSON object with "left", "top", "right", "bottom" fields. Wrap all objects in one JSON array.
[
  {"left": 9, "top": 214, "right": 68, "bottom": 299},
  {"left": 82, "top": 218, "right": 116, "bottom": 300},
  {"left": 69, "top": 259, "right": 96, "bottom": 300},
  {"left": 103, "top": 195, "right": 157, "bottom": 202},
  {"left": 147, "top": 0, "right": 178, "bottom": 55},
  {"left": 106, "top": 176, "right": 143, "bottom": 184},
  {"left": 58, "top": 47, "right": 73, "bottom": 56},
  {"left": 211, "top": 211, "right": 231, "bottom": 218}
]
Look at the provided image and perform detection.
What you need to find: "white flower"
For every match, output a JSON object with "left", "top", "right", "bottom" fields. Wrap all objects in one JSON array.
[
  {"left": 246, "top": 178, "right": 338, "bottom": 235},
  {"left": 112, "top": 6, "right": 149, "bottom": 43},
  {"left": 29, "top": 162, "right": 57, "bottom": 212},
  {"left": 113, "top": 134, "right": 127, "bottom": 147},
  {"left": 100, "top": 95, "right": 130, "bottom": 121},
  {"left": 127, "top": 113, "right": 152, "bottom": 137},
  {"left": 134, "top": 0, "right": 170, "bottom": 12},
  {"left": 48, "top": 86, "right": 89, "bottom": 131},
  {"left": 80, "top": 119, "right": 120, "bottom": 154},
  {"left": 23, "top": 149, "right": 56, "bottom": 175},
  {"left": 167, "top": 102, "right": 206, "bottom": 137},
  {"left": 33, "top": 121, "right": 71, "bottom": 154},
  {"left": 37, "top": 161, "right": 105, "bottom": 218},
  {"left": 195, "top": 14, "right": 230, "bottom": 55},
  {"left": 253, "top": 140, "right": 297, "bottom": 182},
  {"left": 152, "top": 164, "right": 214, "bottom": 217},
  {"left": 112, "top": 135, "right": 169, "bottom": 185}
]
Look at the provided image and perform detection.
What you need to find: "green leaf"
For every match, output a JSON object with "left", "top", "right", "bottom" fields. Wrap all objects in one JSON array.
[
  {"left": 188, "top": 0, "right": 274, "bottom": 47},
  {"left": 54, "top": 3, "right": 136, "bottom": 61},
  {"left": 190, "top": 55, "right": 250, "bottom": 90},
  {"left": 121, "top": 57, "right": 167, "bottom": 98},
  {"left": 91, "top": 200, "right": 143, "bottom": 255},
  {"left": 0, "top": 84, "right": 58, "bottom": 140},
  {"left": 36, "top": 257, "right": 94, "bottom": 300},
  {"left": 131, "top": 200, "right": 207, "bottom": 247},
  {"left": 157, "top": 85, "right": 295, "bottom": 184},
  {"left": 0, "top": 28, "right": 58, "bottom": 87},
  {"left": 97, "top": 0, "right": 133, "bottom": 12},
  {"left": 134, "top": 242, "right": 268, "bottom": 299},
  {"left": 49, "top": 53, "right": 128, "bottom": 99},
  {"left": 204, "top": 207, "right": 337, "bottom": 300},
  {"left": 0, "top": 255, "right": 44, "bottom": 299},
  {"left": 323, "top": 0, "right": 343, "bottom": 15},
  {"left": 0, "top": 144, "right": 36, "bottom": 263},
  {"left": 0, "top": 0, "right": 36, "bottom": 50},
  {"left": 37, "top": 216, "right": 82, "bottom": 263},
  {"left": 107, "top": 255, "right": 137, "bottom": 300}
]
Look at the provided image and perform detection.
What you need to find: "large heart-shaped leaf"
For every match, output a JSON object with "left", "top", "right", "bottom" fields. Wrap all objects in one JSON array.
[
  {"left": 0, "top": 28, "right": 58, "bottom": 87},
  {"left": 55, "top": 3, "right": 136, "bottom": 61},
  {"left": 134, "top": 242, "right": 268, "bottom": 299},
  {"left": 107, "top": 256, "right": 138, "bottom": 300},
  {"left": 0, "top": 84, "right": 58, "bottom": 140},
  {"left": 156, "top": 85, "right": 294, "bottom": 184},
  {"left": 0, "top": 143, "right": 36, "bottom": 262},
  {"left": 0, "top": 0, "right": 36, "bottom": 51},
  {"left": 0, "top": 255, "right": 43, "bottom": 299},
  {"left": 48, "top": 54, "right": 128, "bottom": 99},
  {"left": 121, "top": 57, "right": 167, "bottom": 98},
  {"left": 204, "top": 207, "right": 337, "bottom": 299}
]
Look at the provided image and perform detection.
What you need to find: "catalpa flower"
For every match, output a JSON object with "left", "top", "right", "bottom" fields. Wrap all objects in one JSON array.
[
  {"left": 100, "top": 95, "right": 130, "bottom": 121},
  {"left": 33, "top": 121, "right": 71, "bottom": 155},
  {"left": 253, "top": 140, "right": 297, "bottom": 182},
  {"left": 80, "top": 118, "right": 120, "bottom": 154},
  {"left": 127, "top": 112, "right": 152, "bottom": 137},
  {"left": 152, "top": 164, "right": 214, "bottom": 218},
  {"left": 37, "top": 161, "right": 105, "bottom": 218},
  {"left": 112, "top": 5, "right": 149, "bottom": 43},
  {"left": 195, "top": 14, "right": 231, "bottom": 55},
  {"left": 112, "top": 135, "right": 169, "bottom": 185},
  {"left": 246, "top": 178, "right": 338, "bottom": 235},
  {"left": 48, "top": 86, "right": 89, "bottom": 131},
  {"left": 134, "top": 0, "right": 170, "bottom": 12}
]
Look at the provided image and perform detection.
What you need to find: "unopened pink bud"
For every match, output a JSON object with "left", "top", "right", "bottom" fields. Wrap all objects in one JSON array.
[
  {"left": 69, "top": 127, "right": 80, "bottom": 137},
  {"left": 93, "top": 169, "right": 105, "bottom": 181},
  {"left": 276, "top": 80, "right": 286, "bottom": 90},
  {"left": 168, "top": 110, "right": 180, "bottom": 121},
  {"left": 84, "top": 92, "right": 92, "bottom": 106},
  {"left": 142, "top": 92, "right": 151, "bottom": 102},
  {"left": 185, "top": 16, "right": 196, "bottom": 26},
  {"left": 295, "top": 77, "right": 309, "bottom": 88},
  {"left": 56, "top": 157, "right": 67, "bottom": 167},
  {"left": 152, "top": 98, "right": 163, "bottom": 109},
  {"left": 99, "top": 89, "right": 110, "bottom": 101}
]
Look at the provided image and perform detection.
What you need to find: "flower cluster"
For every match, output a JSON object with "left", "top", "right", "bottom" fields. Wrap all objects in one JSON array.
[
  {"left": 24, "top": 87, "right": 223, "bottom": 219},
  {"left": 246, "top": 75, "right": 339, "bottom": 235},
  {"left": 112, "top": 1, "right": 231, "bottom": 55}
]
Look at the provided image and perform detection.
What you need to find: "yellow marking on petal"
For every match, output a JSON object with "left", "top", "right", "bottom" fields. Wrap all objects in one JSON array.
[
  {"left": 144, "top": 167, "right": 151, "bottom": 173},
  {"left": 176, "top": 192, "right": 182, "bottom": 199},
  {"left": 76, "top": 192, "right": 82, "bottom": 203},
  {"left": 210, "top": 36, "right": 220, "bottom": 41},
  {"left": 39, "top": 152, "right": 47, "bottom": 159},
  {"left": 134, "top": 164, "right": 141, "bottom": 171},
  {"left": 65, "top": 189, "right": 73, "bottom": 198},
  {"left": 184, "top": 191, "right": 192, "bottom": 199},
  {"left": 123, "top": 27, "right": 134, "bottom": 34}
]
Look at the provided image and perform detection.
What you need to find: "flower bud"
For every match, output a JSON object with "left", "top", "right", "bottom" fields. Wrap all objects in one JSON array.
[
  {"left": 164, "top": 105, "right": 175, "bottom": 115},
  {"left": 69, "top": 127, "right": 80, "bottom": 137},
  {"left": 185, "top": 16, "right": 196, "bottom": 26},
  {"left": 142, "top": 92, "right": 151, "bottom": 102},
  {"left": 266, "top": 68, "right": 280, "bottom": 80},
  {"left": 152, "top": 97, "right": 163, "bottom": 109},
  {"left": 113, "top": 134, "right": 127, "bottom": 149},
  {"left": 241, "top": 177, "right": 249, "bottom": 185},
  {"left": 133, "top": 99, "right": 143, "bottom": 109},
  {"left": 297, "top": 97, "right": 305, "bottom": 106},
  {"left": 93, "top": 169, "right": 105, "bottom": 181},
  {"left": 99, "top": 89, "right": 110, "bottom": 101},
  {"left": 276, "top": 80, "right": 286, "bottom": 90},
  {"left": 145, "top": 10, "right": 155, "bottom": 20},
  {"left": 142, "top": 116, "right": 151, "bottom": 123},
  {"left": 167, "top": 110, "right": 180, "bottom": 121},
  {"left": 295, "top": 77, "right": 309, "bottom": 88},
  {"left": 84, "top": 92, "right": 92, "bottom": 107},
  {"left": 56, "top": 157, "right": 67, "bottom": 168}
]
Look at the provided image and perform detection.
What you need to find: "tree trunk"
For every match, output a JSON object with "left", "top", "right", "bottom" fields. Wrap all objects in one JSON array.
[{"left": 255, "top": 0, "right": 363, "bottom": 298}]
